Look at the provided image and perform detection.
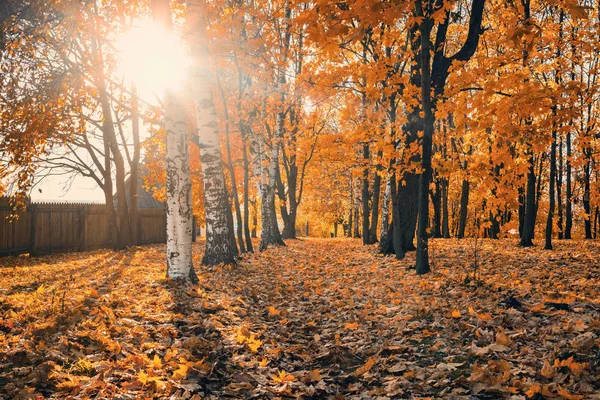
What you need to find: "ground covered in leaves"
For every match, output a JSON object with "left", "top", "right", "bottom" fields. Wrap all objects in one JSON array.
[{"left": 0, "top": 238, "right": 599, "bottom": 399}]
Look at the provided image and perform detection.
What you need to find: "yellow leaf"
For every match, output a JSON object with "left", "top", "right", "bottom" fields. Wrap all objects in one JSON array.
[
  {"left": 355, "top": 357, "right": 376, "bottom": 376},
  {"left": 272, "top": 370, "right": 295, "bottom": 383},
  {"left": 468, "top": 305, "right": 476, "bottom": 315},
  {"left": 451, "top": 309, "right": 461, "bottom": 319},
  {"left": 153, "top": 354, "right": 162, "bottom": 369},
  {"left": 172, "top": 363, "right": 189, "bottom": 380},
  {"left": 138, "top": 370, "right": 148, "bottom": 385},
  {"left": 247, "top": 334, "right": 262, "bottom": 353}
]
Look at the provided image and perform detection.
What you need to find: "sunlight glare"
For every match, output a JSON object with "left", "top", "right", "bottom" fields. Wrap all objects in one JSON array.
[{"left": 116, "top": 20, "right": 190, "bottom": 97}]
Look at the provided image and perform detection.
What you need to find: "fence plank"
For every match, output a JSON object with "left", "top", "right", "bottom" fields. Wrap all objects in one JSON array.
[{"left": 0, "top": 198, "right": 166, "bottom": 257}]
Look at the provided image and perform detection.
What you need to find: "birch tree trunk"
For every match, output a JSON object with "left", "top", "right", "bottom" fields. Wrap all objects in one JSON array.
[
  {"left": 151, "top": 0, "right": 197, "bottom": 281},
  {"left": 164, "top": 91, "right": 196, "bottom": 281},
  {"left": 259, "top": 3, "right": 291, "bottom": 251},
  {"left": 187, "top": 0, "right": 238, "bottom": 264},
  {"left": 379, "top": 175, "right": 392, "bottom": 244}
]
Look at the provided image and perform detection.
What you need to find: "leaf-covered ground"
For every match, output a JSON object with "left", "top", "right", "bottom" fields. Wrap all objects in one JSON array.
[{"left": 0, "top": 238, "right": 599, "bottom": 399}]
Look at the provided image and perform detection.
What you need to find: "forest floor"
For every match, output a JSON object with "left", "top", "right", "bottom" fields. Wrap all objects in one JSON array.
[{"left": 0, "top": 238, "right": 599, "bottom": 400}]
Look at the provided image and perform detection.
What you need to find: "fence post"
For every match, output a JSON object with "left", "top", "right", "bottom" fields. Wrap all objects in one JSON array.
[
  {"left": 78, "top": 206, "right": 86, "bottom": 251},
  {"left": 138, "top": 213, "right": 143, "bottom": 245},
  {"left": 29, "top": 204, "right": 38, "bottom": 256}
]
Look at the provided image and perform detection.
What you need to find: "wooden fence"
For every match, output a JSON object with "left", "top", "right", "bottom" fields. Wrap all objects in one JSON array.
[{"left": 0, "top": 198, "right": 167, "bottom": 257}]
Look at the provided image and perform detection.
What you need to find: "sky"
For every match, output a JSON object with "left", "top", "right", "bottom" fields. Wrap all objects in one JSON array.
[{"left": 31, "top": 175, "right": 105, "bottom": 203}]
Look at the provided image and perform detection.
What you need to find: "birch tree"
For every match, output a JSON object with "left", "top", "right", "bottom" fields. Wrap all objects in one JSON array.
[{"left": 187, "top": 0, "right": 238, "bottom": 265}]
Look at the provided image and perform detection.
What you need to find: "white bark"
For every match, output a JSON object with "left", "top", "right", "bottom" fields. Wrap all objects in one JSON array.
[
  {"left": 187, "top": 0, "right": 237, "bottom": 264},
  {"left": 164, "top": 91, "right": 195, "bottom": 281},
  {"left": 259, "top": 2, "right": 291, "bottom": 251},
  {"left": 380, "top": 175, "right": 392, "bottom": 239}
]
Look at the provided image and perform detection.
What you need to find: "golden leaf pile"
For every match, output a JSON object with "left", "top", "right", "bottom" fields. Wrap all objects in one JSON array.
[{"left": 0, "top": 238, "right": 598, "bottom": 399}]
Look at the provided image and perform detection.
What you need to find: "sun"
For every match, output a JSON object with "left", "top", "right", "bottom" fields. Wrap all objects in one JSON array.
[{"left": 116, "top": 19, "right": 190, "bottom": 98}]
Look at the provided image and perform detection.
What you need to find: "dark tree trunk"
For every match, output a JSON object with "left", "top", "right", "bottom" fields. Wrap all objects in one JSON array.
[
  {"left": 415, "top": 6, "right": 433, "bottom": 275},
  {"left": 565, "top": 131, "right": 572, "bottom": 239},
  {"left": 583, "top": 152, "right": 592, "bottom": 239},
  {"left": 441, "top": 177, "right": 450, "bottom": 238},
  {"left": 394, "top": 172, "right": 419, "bottom": 253},
  {"left": 275, "top": 162, "right": 296, "bottom": 239},
  {"left": 520, "top": 154, "right": 536, "bottom": 247},
  {"left": 353, "top": 196, "right": 360, "bottom": 238},
  {"left": 431, "top": 177, "right": 442, "bottom": 238},
  {"left": 518, "top": 187, "right": 525, "bottom": 237},
  {"left": 557, "top": 135, "right": 564, "bottom": 239},
  {"left": 361, "top": 144, "right": 371, "bottom": 245},
  {"left": 545, "top": 121, "right": 557, "bottom": 250},
  {"left": 218, "top": 75, "right": 246, "bottom": 254},
  {"left": 392, "top": 20, "right": 421, "bottom": 258},
  {"left": 241, "top": 130, "right": 253, "bottom": 252},
  {"left": 457, "top": 179, "right": 470, "bottom": 238},
  {"left": 367, "top": 157, "right": 382, "bottom": 244},
  {"left": 259, "top": 184, "right": 285, "bottom": 251},
  {"left": 488, "top": 211, "right": 500, "bottom": 239},
  {"left": 347, "top": 177, "right": 353, "bottom": 238},
  {"left": 594, "top": 205, "right": 598, "bottom": 239}
]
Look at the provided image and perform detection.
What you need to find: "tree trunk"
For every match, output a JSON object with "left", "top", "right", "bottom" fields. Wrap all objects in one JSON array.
[
  {"left": 565, "top": 131, "right": 572, "bottom": 239},
  {"left": 353, "top": 192, "right": 360, "bottom": 238},
  {"left": 361, "top": 144, "right": 371, "bottom": 245},
  {"left": 441, "top": 177, "right": 450, "bottom": 238},
  {"left": 164, "top": 91, "right": 196, "bottom": 281},
  {"left": 90, "top": 19, "right": 132, "bottom": 249},
  {"left": 368, "top": 164, "right": 382, "bottom": 244},
  {"left": 533, "top": 154, "right": 544, "bottom": 239},
  {"left": 520, "top": 154, "right": 536, "bottom": 247},
  {"left": 241, "top": 127, "right": 253, "bottom": 252},
  {"left": 518, "top": 186, "right": 525, "bottom": 237},
  {"left": 188, "top": 0, "right": 238, "bottom": 264},
  {"left": 217, "top": 73, "right": 246, "bottom": 253},
  {"left": 259, "top": 4, "right": 291, "bottom": 251},
  {"left": 431, "top": 176, "right": 442, "bottom": 238},
  {"left": 545, "top": 122, "right": 557, "bottom": 250},
  {"left": 593, "top": 205, "right": 598, "bottom": 239},
  {"left": 379, "top": 175, "right": 391, "bottom": 246},
  {"left": 347, "top": 176, "right": 353, "bottom": 237},
  {"left": 457, "top": 179, "right": 470, "bottom": 238},
  {"left": 583, "top": 152, "right": 592, "bottom": 239},
  {"left": 557, "top": 135, "right": 564, "bottom": 239},
  {"left": 129, "top": 83, "right": 140, "bottom": 244},
  {"left": 415, "top": 5, "right": 433, "bottom": 275}
]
